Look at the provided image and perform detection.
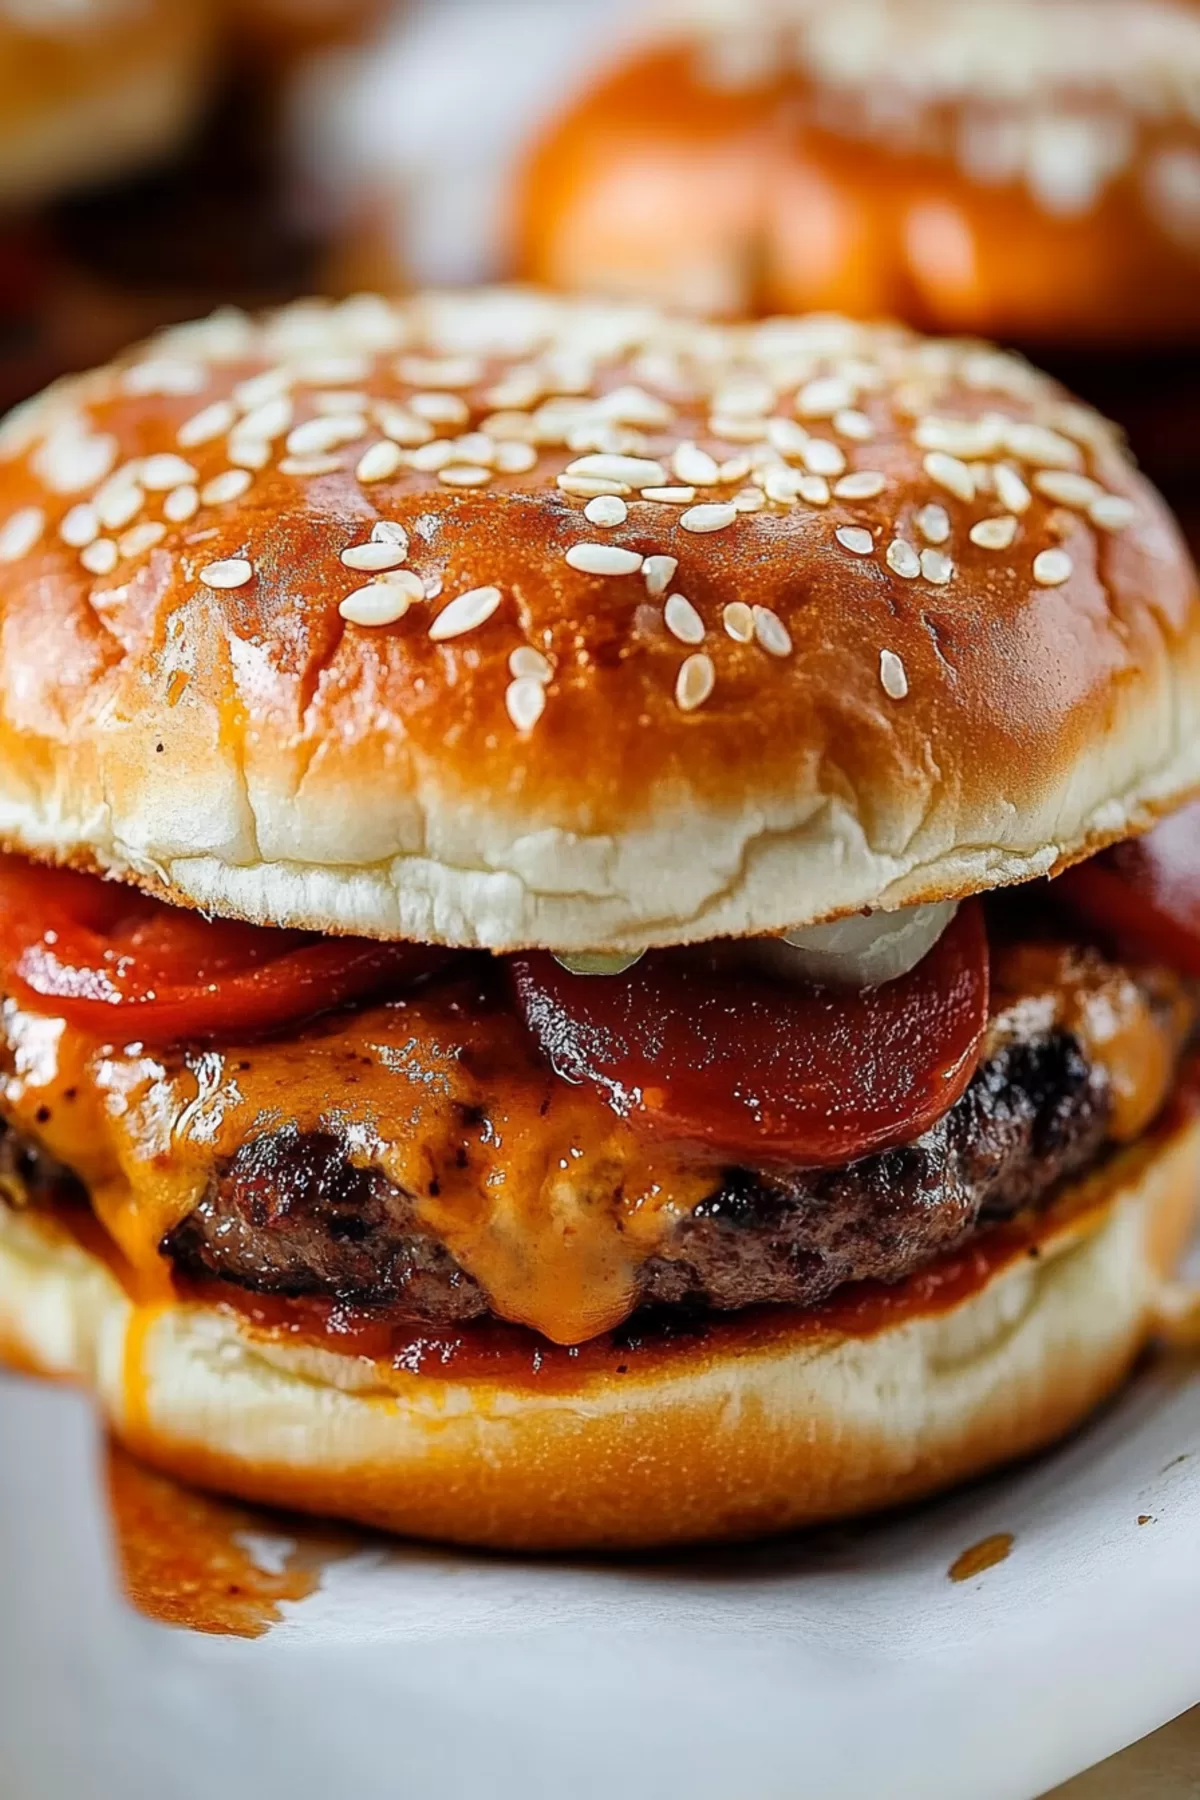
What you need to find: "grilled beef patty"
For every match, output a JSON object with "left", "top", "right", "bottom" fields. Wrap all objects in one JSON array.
[
  {"left": 161, "top": 1002, "right": 1111, "bottom": 1323},
  {"left": 0, "top": 943, "right": 1185, "bottom": 1329}
]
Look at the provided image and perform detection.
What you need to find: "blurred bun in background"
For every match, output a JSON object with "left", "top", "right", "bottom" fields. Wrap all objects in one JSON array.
[
  {"left": 222, "top": 0, "right": 388, "bottom": 63},
  {"left": 0, "top": 0, "right": 212, "bottom": 212},
  {"left": 517, "top": 0, "right": 1200, "bottom": 346}
]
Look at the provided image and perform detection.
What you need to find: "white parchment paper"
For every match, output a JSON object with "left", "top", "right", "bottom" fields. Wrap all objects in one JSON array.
[{"left": 3, "top": 1346, "right": 1200, "bottom": 1800}]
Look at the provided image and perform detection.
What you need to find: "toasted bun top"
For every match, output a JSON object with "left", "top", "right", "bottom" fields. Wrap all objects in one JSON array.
[
  {"left": 0, "top": 0, "right": 213, "bottom": 210},
  {"left": 518, "top": 0, "right": 1200, "bottom": 344},
  {"left": 0, "top": 288, "right": 1196, "bottom": 952}
]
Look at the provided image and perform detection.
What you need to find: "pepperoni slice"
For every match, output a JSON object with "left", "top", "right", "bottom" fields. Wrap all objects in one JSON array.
[
  {"left": 1053, "top": 801, "right": 1200, "bottom": 977},
  {"left": 511, "top": 902, "right": 989, "bottom": 1166},
  {"left": 0, "top": 857, "right": 447, "bottom": 1042}
]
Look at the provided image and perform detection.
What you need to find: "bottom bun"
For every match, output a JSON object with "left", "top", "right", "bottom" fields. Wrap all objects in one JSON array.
[{"left": 1, "top": 1110, "right": 1198, "bottom": 1551}]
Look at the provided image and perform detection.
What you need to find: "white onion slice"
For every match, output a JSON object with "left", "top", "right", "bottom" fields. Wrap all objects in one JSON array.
[{"left": 763, "top": 900, "right": 960, "bottom": 989}]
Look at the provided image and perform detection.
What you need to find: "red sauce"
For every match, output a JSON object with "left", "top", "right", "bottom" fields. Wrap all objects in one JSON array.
[
  {"left": 104, "top": 1440, "right": 354, "bottom": 1637},
  {"left": 175, "top": 1188, "right": 1107, "bottom": 1390}
]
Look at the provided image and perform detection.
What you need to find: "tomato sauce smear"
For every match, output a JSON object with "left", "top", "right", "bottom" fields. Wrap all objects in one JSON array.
[
  {"left": 0, "top": 856, "right": 447, "bottom": 1041},
  {"left": 511, "top": 901, "right": 990, "bottom": 1167}
]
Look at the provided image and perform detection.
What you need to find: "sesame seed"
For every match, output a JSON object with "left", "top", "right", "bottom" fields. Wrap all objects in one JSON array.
[
  {"left": 723, "top": 601, "right": 754, "bottom": 642},
  {"left": 914, "top": 416, "right": 1002, "bottom": 459},
  {"left": 797, "top": 475, "right": 831, "bottom": 506},
  {"left": 494, "top": 441, "right": 538, "bottom": 474},
  {"left": 970, "top": 516, "right": 1019, "bottom": 550},
  {"left": 880, "top": 650, "right": 909, "bottom": 700},
  {"left": 643, "top": 486, "right": 696, "bottom": 504},
  {"left": 60, "top": 503, "right": 99, "bottom": 547},
  {"left": 96, "top": 482, "right": 144, "bottom": 531},
  {"left": 709, "top": 414, "right": 768, "bottom": 444},
  {"left": 0, "top": 505, "right": 43, "bottom": 561},
  {"left": 680, "top": 502, "right": 737, "bottom": 534},
  {"left": 376, "top": 404, "right": 434, "bottom": 447},
  {"left": 34, "top": 429, "right": 117, "bottom": 494},
  {"left": 834, "top": 408, "right": 873, "bottom": 441},
  {"left": 1004, "top": 422, "right": 1081, "bottom": 470},
  {"left": 438, "top": 464, "right": 492, "bottom": 488},
  {"left": 293, "top": 353, "right": 372, "bottom": 387},
  {"left": 557, "top": 474, "right": 630, "bottom": 499},
  {"left": 198, "top": 556, "right": 253, "bottom": 589},
  {"left": 584, "top": 495, "right": 627, "bottom": 527},
  {"left": 920, "top": 548, "right": 954, "bottom": 585},
  {"left": 509, "top": 646, "right": 551, "bottom": 683},
  {"left": 713, "top": 380, "right": 774, "bottom": 419},
  {"left": 733, "top": 485, "right": 767, "bottom": 512},
  {"left": 994, "top": 464, "right": 1032, "bottom": 514},
  {"left": 797, "top": 376, "right": 854, "bottom": 418},
  {"left": 833, "top": 470, "right": 886, "bottom": 500},
  {"left": 764, "top": 469, "right": 802, "bottom": 505},
  {"left": 718, "top": 455, "right": 752, "bottom": 483},
  {"left": 339, "top": 571, "right": 423, "bottom": 626},
  {"left": 178, "top": 400, "right": 236, "bottom": 448},
  {"left": 802, "top": 439, "right": 846, "bottom": 477},
  {"left": 341, "top": 541, "right": 409, "bottom": 572},
  {"left": 362, "top": 523, "right": 405, "bottom": 559},
  {"left": 836, "top": 525, "right": 875, "bottom": 556},
  {"left": 353, "top": 440, "right": 401, "bottom": 484},
  {"left": 564, "top": 453, "right": 668, "bottom": 490},
  {"left": 228, "top": 438, "right": 271, "bottom": 471},
  {"left": 643, "top": 554, "right": 677, "bottom": 597},
  {"left": 119, "top": 521, "right": 166, "bottom": 559},
  {"left": 80, "top": 537, "right": 117, "bottom": 575},
  {"left": 455, "top": 433, "right": 495, "bottom": 466},
  {"left": 766, "top": 418, "right": 809, "bottom": 459},
  {"left": 923, "top": 451, "right": 975, "bottom": 503},
  {"left": 672, "top": 442, "right": 720, "bottom": 486},
  {"left": 286, "top": 414, "right": 367, "bottom": 456},
  {"left": 675, "top": 652, "right": 715, "bottom": 712},
  {"left": 1033, "top": 548, "right": 1073, "bottom": 586},
  {"left": 752, "top": 605, "right": 792, "bottom": 657},
  {"left": 397, "top": 355, "right": 481, "bottom": 390},
  {"left": 565, "top": 543, "right": 644, "bottom": 576},
  {"left": 915, "top": 503, "right": 951, "bottom": 544},
  {"left": 429, "top": 584, "right": 502, "bottom": 641},
  {"left": 886, "top": 539, "right": 921, "bottom": 579},
  {"left": 234, "top": 367, "right": 292, "bottom": 410},
  {"left": 201, "top": 469, "right": 253, "bottom": 506},
  {"left": 238, "top": 397, "right": 293, "bottom": 443},
  {"left": 280, "top": 455, "right": 344, "bottom": 477},
  {"left": 1033, "top": 469, "right": 1103, "bottom": 509},
  {"left": 312, "top": 390, "right": 369, "bottom": 416},
  {"left": 408, "top": 440, "right": 457, "bottom": 473},
  {"left": 163, "top": 485, "right": 199, "bottom": 523},
  {"left": 122, "top": 358, "right": 205, "bottom": 397},
  {"left": 1090, "top": 494, "right": 1136, "bottom": 532},
  {"left": 664, "top": 593, "right": 705, "bottom": 644},
  {"left": 505, "top": 676, "right": 546, "bottom": 733},
  {"left": 141, "top": 454, "right": 198, "bottom": 492}
]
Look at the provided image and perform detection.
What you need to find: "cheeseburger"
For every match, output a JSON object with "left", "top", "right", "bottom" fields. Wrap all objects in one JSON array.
[{"left": 0, "top": 290, "right": 1198, "bottom": 1551}]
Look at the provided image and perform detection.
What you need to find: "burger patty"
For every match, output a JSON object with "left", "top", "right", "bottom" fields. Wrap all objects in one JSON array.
[
  {"left": 157, "top": 1006, "right": 1112, "bottom": 1324},
  {"left": 0, "top": 947, "right": 1184, "bottom": 1330}
]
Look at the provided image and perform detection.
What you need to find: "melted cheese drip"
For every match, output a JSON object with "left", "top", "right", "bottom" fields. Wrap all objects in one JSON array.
[
  {"left": 0, "top": 985, "right": 714, "bottom": 1345},
  {"left": 0, "top": 942, "right": 1189, "bottom": 1347}
]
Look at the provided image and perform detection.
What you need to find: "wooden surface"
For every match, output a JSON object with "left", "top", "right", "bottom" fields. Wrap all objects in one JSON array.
[{"left": 1047, "top": 1707, "right": 1200, "bottom": 1796}]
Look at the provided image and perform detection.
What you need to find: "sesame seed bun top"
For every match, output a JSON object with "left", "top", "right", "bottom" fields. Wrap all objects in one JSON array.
[
  {"left": 517, "top": 0, "right": 1200, "bottom": 344},
  {"left": 0, "top": 287, "right": 1195, "bottom": 953},
  {"left": 0, "top": 0, "right": 214, "bottom": 211}
]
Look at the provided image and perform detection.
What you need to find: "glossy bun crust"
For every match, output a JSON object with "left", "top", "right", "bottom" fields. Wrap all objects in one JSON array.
[
  {"left": 0, "top": 289, "right": 1197, "bottom": 952},
  {"left": 0, "top": 0, "right": 212, "bottom": 210},
  {"left": 518, "top": 0, "right": 1200, "bottom": 346},
  {"left": 1, "top": 1104, "right": 1196, "bottom": 1550}
]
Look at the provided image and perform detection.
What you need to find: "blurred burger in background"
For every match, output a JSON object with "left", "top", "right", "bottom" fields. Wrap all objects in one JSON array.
[
  {"left": 0, "top": 0, "right": 214, "bottom": 403},
  {"left": 514, "top": 0, "right": 1200, "bottom": 485},
  {"left": 0, "top": 0, "right": 393, "bottom": 416}
]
